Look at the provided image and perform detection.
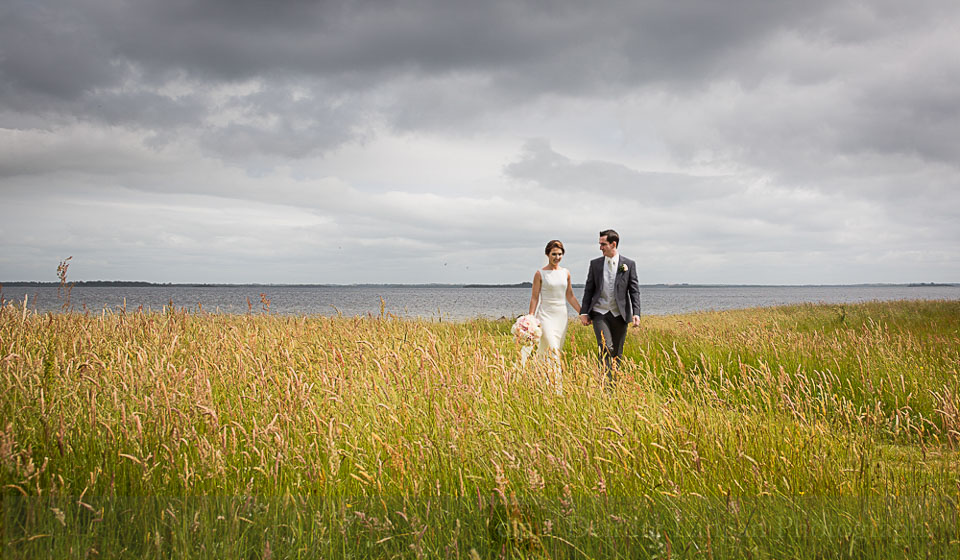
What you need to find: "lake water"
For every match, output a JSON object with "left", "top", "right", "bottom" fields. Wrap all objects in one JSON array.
[{"left": 3, "top": 284, "right": 958, "bottom": 320}]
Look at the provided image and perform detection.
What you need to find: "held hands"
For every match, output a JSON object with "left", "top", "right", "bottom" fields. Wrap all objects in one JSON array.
[{"left": 579, "top": 315, "right": 638, "bottom": 327}]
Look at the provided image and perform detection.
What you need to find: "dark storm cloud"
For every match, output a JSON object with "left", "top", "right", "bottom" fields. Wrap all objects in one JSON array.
[
  {"left": 0, "top": 1, "right": 119, "bottom": 100},
  {"left": 6, "top": 0, "right": 959, "bottom": 166},
  {"left": 94, "top": 0, "right": 835, "bottom": 89},
  {"left": 1, "top": 1, "right": 843, "bottom": 114}
]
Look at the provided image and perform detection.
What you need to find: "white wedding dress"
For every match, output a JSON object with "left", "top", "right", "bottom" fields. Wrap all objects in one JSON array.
[{"left": 531, "top": 267, "right": 570, "bottom": 392}]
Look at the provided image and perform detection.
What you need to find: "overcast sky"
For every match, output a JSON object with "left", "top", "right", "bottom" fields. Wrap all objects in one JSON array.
[{"left": 2, "top": 0, "right": 958, "bottom": 285}]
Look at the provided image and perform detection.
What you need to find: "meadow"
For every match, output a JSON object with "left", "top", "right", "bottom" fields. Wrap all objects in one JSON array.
[{"left": 1, "top": 299, "right": 958, "bottom": 558}]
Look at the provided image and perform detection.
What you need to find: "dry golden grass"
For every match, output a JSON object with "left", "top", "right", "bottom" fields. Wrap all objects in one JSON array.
[{"left": 1, "top": 299, "right": 958, "bottom": 558}]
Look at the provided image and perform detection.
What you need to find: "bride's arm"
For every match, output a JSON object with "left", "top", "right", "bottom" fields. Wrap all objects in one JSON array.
[
  {"left": 565, "top": 270, "right": 581, "bottom": 314},
  {"left": 528, "top": 271, "right": 542, "bottom": 315}
]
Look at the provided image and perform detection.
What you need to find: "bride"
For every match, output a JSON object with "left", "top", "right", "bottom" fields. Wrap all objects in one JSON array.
[{"left": 525, "top": 240, "right": 582, "bottom": 392}]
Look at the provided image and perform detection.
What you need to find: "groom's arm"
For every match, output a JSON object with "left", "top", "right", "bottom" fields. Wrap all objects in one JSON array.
[
  {"left": 580, "top": 262, "right": 597, "bottom": 325},
  {"left": 626, "top": 258, "right": 641, "bottom": 325}
]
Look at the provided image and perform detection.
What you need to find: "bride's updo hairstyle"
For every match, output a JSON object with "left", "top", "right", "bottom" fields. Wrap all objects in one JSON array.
[{"left": 545, "top": 240, "right": 565, "bottom": 255}]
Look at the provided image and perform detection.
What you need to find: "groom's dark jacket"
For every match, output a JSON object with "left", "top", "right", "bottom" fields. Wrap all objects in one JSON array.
[{"left": 580, "top": 255, "right": 642, "bottom": 320}]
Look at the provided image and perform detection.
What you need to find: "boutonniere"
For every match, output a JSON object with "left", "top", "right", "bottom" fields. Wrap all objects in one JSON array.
[{"left": 619, "top": 264, "right": 628, "bottom": 273}]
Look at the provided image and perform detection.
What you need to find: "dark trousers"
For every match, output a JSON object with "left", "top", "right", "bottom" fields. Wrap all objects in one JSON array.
[{"left": 591, "top": 311, "right": 628, "bottom": 383}]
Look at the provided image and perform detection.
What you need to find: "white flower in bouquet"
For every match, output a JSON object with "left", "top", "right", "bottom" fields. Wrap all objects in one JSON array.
[{"left": 511, "top": 314, "right": 542, "bottom": 347}]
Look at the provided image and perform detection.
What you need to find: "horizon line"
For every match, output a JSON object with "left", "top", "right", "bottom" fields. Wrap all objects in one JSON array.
[{"left": 2, "top": 280, "right": 958, "bottom": 288}]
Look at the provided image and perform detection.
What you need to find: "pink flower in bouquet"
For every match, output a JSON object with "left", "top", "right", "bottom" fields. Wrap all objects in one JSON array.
[{"left": 511, "top": 314, "right": 542, "bottom": 347}]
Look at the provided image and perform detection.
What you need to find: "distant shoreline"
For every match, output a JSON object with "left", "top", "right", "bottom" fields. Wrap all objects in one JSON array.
[{"left": 2, "top": 281, "right": 957, "bottom": 288}]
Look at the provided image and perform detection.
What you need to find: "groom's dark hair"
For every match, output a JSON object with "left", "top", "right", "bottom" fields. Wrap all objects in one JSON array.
[{"left": 600, "top": 229, "right": 619, "bottom": 247}]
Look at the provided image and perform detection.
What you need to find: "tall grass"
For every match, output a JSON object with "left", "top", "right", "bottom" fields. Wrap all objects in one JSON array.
[{"left": 1, "top": 300, "right": 958, "bottom": 558}]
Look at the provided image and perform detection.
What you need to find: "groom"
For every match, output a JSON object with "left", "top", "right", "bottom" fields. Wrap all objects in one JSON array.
[{"left": 579, "top": 229, "right": 641, "bottom": 383}]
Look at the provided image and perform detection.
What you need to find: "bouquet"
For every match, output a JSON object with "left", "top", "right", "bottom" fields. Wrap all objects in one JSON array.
[{"left": 511, "top": 314, "right": 542, "bottom": 347}]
